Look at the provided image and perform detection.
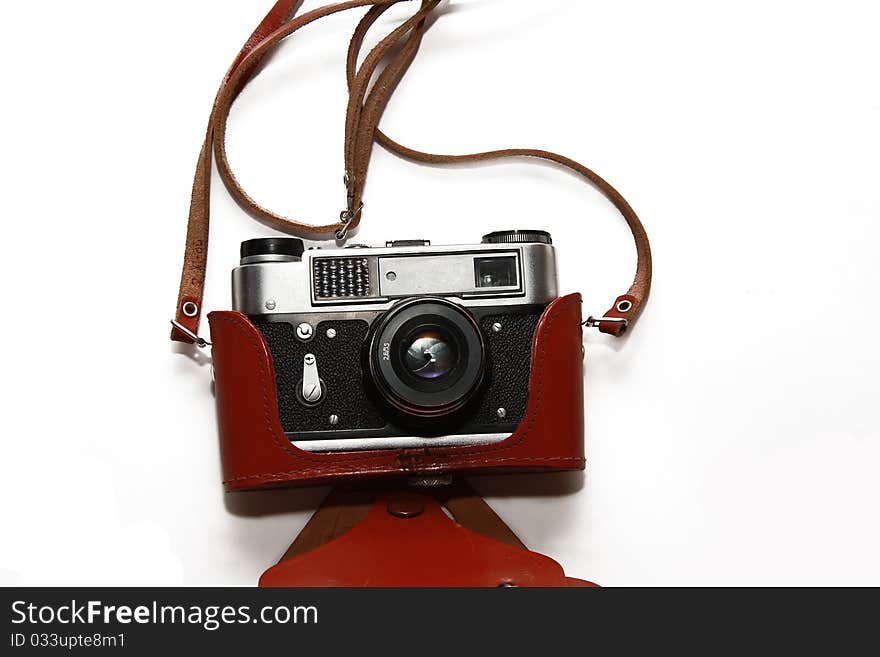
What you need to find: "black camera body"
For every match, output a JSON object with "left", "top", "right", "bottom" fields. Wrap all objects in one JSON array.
[{"left": 233, "top": 230, "right": 558, "bottom": 453}]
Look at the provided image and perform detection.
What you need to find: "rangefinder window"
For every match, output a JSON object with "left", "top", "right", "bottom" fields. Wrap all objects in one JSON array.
[{"left": 474, "top": 256, "right": 517, "bottom": 288}]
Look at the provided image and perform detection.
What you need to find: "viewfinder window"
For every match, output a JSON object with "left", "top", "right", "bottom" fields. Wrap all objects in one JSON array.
[{"left": 474, "top": 256, "right": 517, "bottom": 288}]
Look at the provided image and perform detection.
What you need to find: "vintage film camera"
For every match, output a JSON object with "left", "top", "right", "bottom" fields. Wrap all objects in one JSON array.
[
  {"left": 207, "top": 223, "right": 587, "bottom": 494},
  {"left": 232, "top": 230, "right": 559, "bottom": 453}
]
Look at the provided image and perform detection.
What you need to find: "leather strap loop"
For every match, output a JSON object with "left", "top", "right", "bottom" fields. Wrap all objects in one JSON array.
[{"left": 172, "top": 0, "right": 652, "bottom": 342}]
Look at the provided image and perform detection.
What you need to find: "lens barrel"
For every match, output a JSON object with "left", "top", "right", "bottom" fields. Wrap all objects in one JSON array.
[{"left": 365, "top": 298, "right": 487, "bottom": 423}]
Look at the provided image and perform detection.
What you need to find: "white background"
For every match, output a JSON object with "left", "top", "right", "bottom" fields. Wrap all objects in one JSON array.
[{"left": 1, "top": 0, "right": 878, "bottom": 586}]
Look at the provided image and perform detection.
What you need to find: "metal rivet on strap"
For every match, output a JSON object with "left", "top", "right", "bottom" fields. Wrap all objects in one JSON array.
[
  {"left": 616, "top": 300, "right": 633, "bottom": 313},
  {"left": 387, "top": 495, "right": 424, "bottom": 519},
  {"left": 182, "top": 301, "right": 199, "bottom": 317}
]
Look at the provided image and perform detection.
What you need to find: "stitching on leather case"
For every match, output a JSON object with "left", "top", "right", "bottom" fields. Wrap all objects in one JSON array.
[
  {"left": 223, "top": 456, "right": 586, "bottom": 485},
  {"left": 211, "top": 294, "right": 581, "bottom": 481}
]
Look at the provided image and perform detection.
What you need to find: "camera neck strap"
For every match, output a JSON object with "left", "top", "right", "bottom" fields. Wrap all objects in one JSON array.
[{"left": 171, "top": 0, "right": 652, "bottom": 345}]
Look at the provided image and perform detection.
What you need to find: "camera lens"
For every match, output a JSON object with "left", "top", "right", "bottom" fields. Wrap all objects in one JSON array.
[
  {"left": 365, "top": 298, "right": 487, "bottom": 423},
  {"left": 404, "top": 330, "right": 456, "bottom": 379}
]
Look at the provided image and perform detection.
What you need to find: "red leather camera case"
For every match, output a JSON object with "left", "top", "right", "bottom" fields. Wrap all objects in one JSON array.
[{"left": 208, "top": 293, "right": 585, "bottom": 491}]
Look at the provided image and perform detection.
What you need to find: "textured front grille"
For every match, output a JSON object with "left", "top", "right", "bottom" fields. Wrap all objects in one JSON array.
[{"left": 313, "top": 257, "right": 371, "bottom": 298}]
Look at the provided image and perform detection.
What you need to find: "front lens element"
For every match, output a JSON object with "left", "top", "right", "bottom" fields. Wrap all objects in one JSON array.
[
  {"left": 365, "top": 298, "right": 487, "bottom": 422},
  {"left": 404, "top": 330, "right": 456, "bottom": 379}
]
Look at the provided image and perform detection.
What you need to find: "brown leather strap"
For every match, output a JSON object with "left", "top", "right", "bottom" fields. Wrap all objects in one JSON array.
[
  {"left": 172, "top": 0, "right": 434, "bottom": 342},
  {"left": 172, "top": 0, "right": 651, "bottom": 342},
  {"left": 345, "top": 6, "right": 650, "bottom": 335}
]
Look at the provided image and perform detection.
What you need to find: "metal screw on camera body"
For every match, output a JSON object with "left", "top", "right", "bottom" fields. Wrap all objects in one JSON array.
[
  {"left": 265, "top": 298, "right": 276, "bottom": 310},
  {"left": 303, "top": 387, "right": 322, "bottom": 403},
  {"left": 329, "top": 414, "right": 339, "bottom": 426},
  {"left": 296, "top": 322, "right": 314, "bottom": 340},
  {"left": 326, "top": 328, "right": 337, "bottom": 339},
  {"left": 496, "top": 407, "right": 506, "bottom": 419},
  {"left": 492, "top": 322, "right": 502, "bottom": 333}
]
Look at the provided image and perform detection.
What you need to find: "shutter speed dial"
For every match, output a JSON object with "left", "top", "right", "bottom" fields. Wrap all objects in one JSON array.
[
  {"left": 240, "top": 238, "right": 305, "bottom": 264},
  {"left": 481, "top": 230, "right": 552, "bottom": 245}
]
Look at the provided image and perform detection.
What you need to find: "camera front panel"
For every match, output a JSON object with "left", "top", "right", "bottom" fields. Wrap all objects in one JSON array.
[{"left": 251, "top": 303, "right": 543, "bottom": 452}]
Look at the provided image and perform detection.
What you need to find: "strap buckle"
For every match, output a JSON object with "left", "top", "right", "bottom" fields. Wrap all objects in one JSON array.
[
  {"left": 170, "top": 319, "right": 211, "bottom": 348},
  {"left": 336, "top": 204, "right": 362, "bottom": 240},
  {"left": 583, "top": 316, "right": 628, "bottom": 329},
  {"left": 337, "top": 172, "right": 363, "bottom": 240}
]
